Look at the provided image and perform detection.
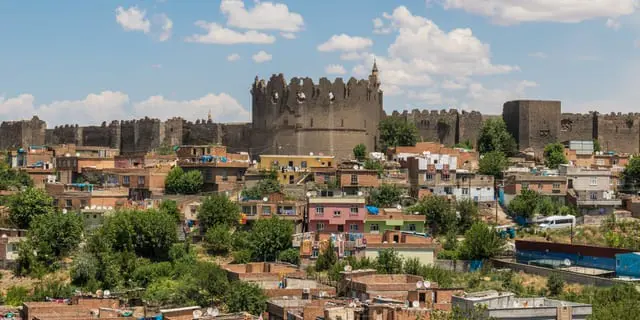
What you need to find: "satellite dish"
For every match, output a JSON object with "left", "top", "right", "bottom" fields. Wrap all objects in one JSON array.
[
  {"left": 310, "top": 152, "right": 314, "bottom": 156},
  {"left": 263, "top": 197, "right": 269, "bottom": 202},
  {"left": 1, "top": 234, "right": 7, "bottom": 239},
  {"left": 416, "top": 281, "right": 423, "bottom": 289},
  {"left": 424, "top": 281, "right": 431, "bottom": 288},
  {"left": 344, "top": 265, "right": 352, "bottom": 272},
  {"left": 62, "top": 209, "right": 68, "bottom": 214},
  {"left": 96, "top": 289, "right": 103, "bottom": 298},
  {"left": 306, "top": 192, "right": 312, "bottom": 197},
  {"left": 207, "top": 308, "right": 219, "bottom": 317},
  {"left": 84, "top": 206, "right": 90, "bottom": 210},
  {"left": 412, "top": 301, "right": 420, "bottom": 308},
  {"left": 193, "top": 310, "right": 203, "bottom": 319},
  {"left": 564, "top": 259, "right": 572, "bottom": 266},
  {"left": 103, "top": 290, "right": 110, "bottom": 298},
  {"left": 108, "top": 206, "right": 113, "bottom": 210},
  {"left": 357, "top": 191, "right": 363, "bottom": 196},
  {"left": 353, "top": 165, "right": 359, "bottom": 170},
  {"left": 397, "top": 204, "right": 402, "bottom": 210}
]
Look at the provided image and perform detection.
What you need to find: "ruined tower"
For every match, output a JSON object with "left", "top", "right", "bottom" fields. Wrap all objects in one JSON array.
[{"left": 250, "top": 63, "right": 384, "bottom": 160}]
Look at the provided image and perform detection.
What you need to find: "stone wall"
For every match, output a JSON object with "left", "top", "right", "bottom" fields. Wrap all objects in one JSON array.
[
  {"left": 558, "top": 113, "right": 595, "bottom": 143},
  {"left": 503, "top": 100, "right": 561, "bottom": 153},
  {"left": 0, "top": 116, "right": 46, "bottom": 150},
  {"left": 597, "top": 113, "right": 640, "bottom": 154},
  {"left": 120, "top": 118, "right": 163, "bottom": 154}
]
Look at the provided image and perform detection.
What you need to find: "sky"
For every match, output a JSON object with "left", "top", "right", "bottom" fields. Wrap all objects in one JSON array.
[{"left": 1, "top": 0, "right": 640, "bottom": 127}]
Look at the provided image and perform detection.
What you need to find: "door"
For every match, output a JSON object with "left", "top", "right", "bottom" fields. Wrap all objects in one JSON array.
[{"left": 337, "top": 225, "right": 344, "bottom": 232}]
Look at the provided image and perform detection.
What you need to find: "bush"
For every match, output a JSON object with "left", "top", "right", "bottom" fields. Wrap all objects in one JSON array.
[
  {"left": 278, "top": 248, "right": 300, "bottom": 265},
  {"left": 225, "top": 281, "right": 267, "bottom": 315},
  {"left": 132, "top": 262, "right": 174, "bottom": 287},
  {"left": 547, "top": 273, "right": 565, "bottom": 296},
  {"left": 5, "top": 286, "right": 28, "bottom": 306},
  {"left": 205, "top": 224, "right": 232, "bottom": 254},
  {"left": 315, "top": 242, "right": 337, "bottom": 271},
  {"left": 232, "top": 250, "right": 252, "bottom": 264}
]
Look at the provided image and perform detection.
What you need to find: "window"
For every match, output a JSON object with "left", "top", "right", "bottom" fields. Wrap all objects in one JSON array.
[
  {"left": 53, "top": 199, "right": 59, "bottom": 206},
  {"left": 80, "top": 199, "right": 88, "bottom": 208},
  {"left": 349, "top": 224, "right": 359, "bottom": 231},
  {"left": 341, "top": 119, "right": 344, "bottom": 127},
  {"left": 301, "top": 161, "right": 307, "bottom": 168},
  {"left": 521, "top": 182, "right": 529, "bottom": 190},
  {"left": 350, "top": 174, "right": 358, "bottom": 185},
  {"left": 123, "top": 176, "right": 130, "bottom": 185},
  {"left": 333, "top": 210, "right": 341, "bottom": 217},
  {"left": 310, "top": 118, "right": 314, "bottom": 127},
  {"left": 442, "top": 173, "right": 450, "bottom": 181},
  {"left": 221, "top": 169, "right": 228, "bottom": 181},
  {"left": 538, "top": 184, "right": 543, "bottom": 190},
  {"left": 206, "top": 168, "right": 213, "bottom": 181},
  {"left": 444, "top": 187, "right": 452, "bottom": 194},
  {"left": 426, "top": 174, "right": 434, "bottom": 181},
  {"left": 590, "top": 177, "right": 598, "bottom": 186},
  {"left": 590, "top": 192, "right": 598, "bottom": 200},
  {"left": 262, "top": 206, "right": 271, "bottom": 215},
  {"left": 316, "top": 207, "right": 324, "bottom": 215},
  {"left": 462, "top": 188, "right": 469, "bottom": 195},
  {"left": 370, "top": 224, "right": 379, "bottom": 231},
  {"left": 408, "top": 224, "right": 416, "bottom": 231},
  {"left": 242, "top": 206, "right": 254, "bottom": 215},
  {"left": 138, "top": 176, "right": 145, "bottom": 185},
  {"left": 316, "top": 223, "right": 325, "bottom": 231},
  {"left": 65, "top": 199, "right": 73, "bottom": 208},
  {"left": 553, "top": 183, "right": 560, "bottom": 189},
  {"left": 338, "top": 225, "right": 344, "bottom": 232},
  {"left": 596, "top": 159, "right": 605, "bottom": 165},
  {"left": 461, "top": 176, "right": 467, "bottom": 182}
]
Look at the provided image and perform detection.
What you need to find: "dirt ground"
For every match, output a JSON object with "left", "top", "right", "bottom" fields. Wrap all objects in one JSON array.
[
  {"left": 480, "top": 205, "right": 513, "bottom": 226},
  {"left": 0, "top": 269, "right": 70, "bottom": 295}
]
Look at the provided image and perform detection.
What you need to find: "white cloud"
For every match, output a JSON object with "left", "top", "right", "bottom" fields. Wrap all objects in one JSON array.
[
  {"left": 116, "top": 6, "right": 151, "bottom": 33},
  {"left": 340, "top": 52, "right": 369, "bottom": 61},
  {"left": 227, "top": 53, "right": 241, "bottom": 61},
  {"left": 280, "top": 32, "right": 296, "bottom": 39},
  {"left": 317, "top": 34, "right": 373, "bottom": 52},
  {"left": 325, "top": 64, "right": 347, "bottom": 75},
  {"left": 606, "top": 18, "right": 621, "bottom": 30},
  {"left": 464, "top": 80, "right": 538, "bottom": 110},
  {"left": 528, "top": 52, "right": 548, "bottom": 59},
  {"left": 156, "top": 14, "right": 173, "bottom": 41},
  {"left": 0, "top": 91, "right": 249, "bottom": 126},
  {"left": 373, "top": 17, "right": 392, "bottom": 34},
  {"left": 441, "top": 79, "right": 468, "bottom": 90},
  {"left": 252, "top": 50, "right": 272, "bottom": 63},
  {"left": 185, "top": 21, "right": 276, "bottom": 44},
  {"left": 220, "top": 0, "right": 304, "bottom": 32},
  {"left": 441, "top": 0, "right": 637, "bottom": 25},
  {"left": 407, "top": 91, "right": 456, "bottom": 105}
]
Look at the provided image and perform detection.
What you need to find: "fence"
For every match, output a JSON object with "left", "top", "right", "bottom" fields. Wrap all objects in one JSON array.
[{"left": 491, "top": 258, "right": 621, "bottom": 287}]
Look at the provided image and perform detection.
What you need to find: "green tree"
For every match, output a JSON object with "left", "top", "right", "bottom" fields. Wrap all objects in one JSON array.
[
  {"left": 0, "top": 162, "right": 32, "bottom": 191},
  {"left": 28, "top": 211, "right": 83, "bottom": 261},
  {"left": 198, "top": 194, "right": 241, "bottom": 232},
  {"left": 353, "top": 143, "right": 367, "bottom": 161},
  {"left": 278, "top": 248, "right": 300, "bottom": 265},
  {"left": 159, "top": 200, "right": 181, "bottom": 223},
  {"left": 315, "top": 241, "right": 337, "bottom": 271},
  {"left": 507, "top": 189, "right": 540, "bottom": 219},
  {"left": 5, "top": 286, "right": 28, "bottom": 306},
  {"left": 456, "top": 199, "right": 479, "bottom": 232},
  {"left": 546, "top": 273, "right": 565, "bottom": 296},
  {"left": 478, "top": 151, "right": 508, "bottom": 179},
  {"left": 369, "top": 184, "right": 402, "bottom": 208},
  {"left": 411, "top": 196, "right": 456, "bottom": 235},
  {"left": 477, "top": 118, "right": 517, "bottom": 155},
  {"left": 248, "top": 218, "right": 294, "bottom": 261},
  {"left": 378, "top": 117, "right": 418, "bottom": 151},
  {"left": 376, "top": 249, "right": 404, "bottom": 274},
  {"left": 225, "top": 282, "right": 267, "bottom": 315},
  {"left": 536, "top": 197, "right": 558, "bottom": 216},
  {"left": 543, "top": 143, "right": 568, "bottom": 169},
  {"left": 8, "top": 187, "right": 57, "bottom": 229},
  {"left": 242, "top": 179, "right": 281, "bottom": 199},
  {"left": 458, "top": 222, "right": 506, "bottom": 260},
  {"left": 165, "top": 166, "right": 185, "bottom": 194},
  {"left": 181, "top": 170, "right": 204, "bottom": 194},
  {"left": 622, "top": 157, "right": 640, "bottom": 193},
  {"left": 205, "top": 224, "right": 232, "bottom": 254},
  {"left": 454, "top": 140, "right": 474, "bottom": 150},
  {"left": 593, "top": 139, "right": 601, "bottom": 152}
]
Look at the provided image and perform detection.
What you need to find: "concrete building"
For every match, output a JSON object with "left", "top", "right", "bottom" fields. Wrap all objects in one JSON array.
[
  {"left": 308, "top": 195, "right": 366, "bottom": 233},
  {"left": 259, "top": 154, "right": 336, "bottom": 186},
  {"left": 453, "top": 170, "right": 495, "bottom": 205},
  {"left": 364, "top": 208, "right": 425, "bottom": 233},
  {"left": 177, "top": 145, "right": 250, "bottom": 192},
  {"left": 238, "top": 192, "right": 306, "bottom": 233},
  {"left": 0, "top": 228, "right": 27, "bottom": 268},
  {"left": 224, "top": 262, "right": 305, "bottom": 282},
  {"left": 393, "top": 142, "right": 479, "bottom": 171},
  {"left": 337, "top": 167, "right": 380, "bottom": 193},
  {"left": 364, "top": 230, "right": 438, "bottom": 266},
  {"left": 559, "top": 165, "right": 621, "bottom": 216},
  {"left": 407, "top": 154, "right": 457, "bottom": 199},
  {"left": 45, "top": 183, "right": 129, "bottom": 211},
  {"left": 503, "top": 174, "right": 567, "bottom": 206},
  {"left": 452, "top": 290, "right": 592, "bottom": 320}
]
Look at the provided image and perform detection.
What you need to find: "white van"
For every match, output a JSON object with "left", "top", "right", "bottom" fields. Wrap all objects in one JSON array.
[{"left": 538, "top": 215, "right": 576, "bottom": 230}]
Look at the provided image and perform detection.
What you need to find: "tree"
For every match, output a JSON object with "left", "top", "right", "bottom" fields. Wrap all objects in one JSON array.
[
  {"left": 622, "top": 157, "right": 640, "bottom": 193},
  {"left": 27, "top": 211, "right": 83, "bottom": 263},
  {"left": 278, "top": 248, "right": 300, "bottom": 265},
  {"left": 353, "top": 143, "right": 367, "bottom": 161},
  {"left": 507, "top": 189, "right": 540, "bottom": 219},
  {"left": 205, "top": 224, "right": 232, "bottom": 254},
  {"left": 225, "top": 281, "right": 267, "bottom": 315},
  {"left": 364, "top": 159, "right": 384, "bottom": 175},
  {"left": 159, "top": 200, "right": 181, "bottom": 223},
  {"left": 593, "top": 139, "right": 601, "bottom": 152},
  {"left": 478, "top": 151, "right": 508, "bottom": 179},
  {"left": 248, "top": 217, "right": 294, "bottom": 261},
  {"left": 458, "top": 222, "right": 506, "bottom": 260},
  {"left": 164, "top": 167, "right": 203, "bottom": 195},
  {"left": 456, "top": 199, "right": 479, "bottom": 232},
  {"left": 454, "top": 140, "right": 474, "bottom": 150},
  {"left": 5, "top": 286, "right": 28, "bottom": 306},
  {"left": 369, "top": 184, "right": 402, "bottom": 208},
  {"left": 376, "top": 249, "right": 404, "bottom": 274},
  {"left": 378, "top": 117, "right": 418, "bottom": 151},
  {"left": 543, "top": 143, "right": 568, "bottom": 169},
  {"left": 165, "top": 166, "right": 185, "bottom": 194},
  {"left": 198, "top": 194, "right": 240, "bottom": 232},
  {"left": 315, "top": 241, "right": 337, "bottom": 271},
  {"left": 546, "top": 273, "right": 565, "bottom": 296},
  {"left": 477, "top": 118, "right": 517, "bottom": 155},
  {"left": 8, "top": 187, "right": 57, "bottom": 229},
  {"left": 411, "top": 196, "right": 456, "bottom": 235},
  {"left": 242, "top": 179, "right": 281, "bottom": 200},
  {"left": 0, "top": 162, "right": 32, "bottom": 191}
]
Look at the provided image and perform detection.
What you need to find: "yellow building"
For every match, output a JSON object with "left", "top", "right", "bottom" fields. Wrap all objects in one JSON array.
[{"left": 259, "top": 154, "right": 336, "bottom": 185}]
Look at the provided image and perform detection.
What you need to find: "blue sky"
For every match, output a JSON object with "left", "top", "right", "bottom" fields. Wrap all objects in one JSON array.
[{"left": 1, "top": 0, "right": 639, "bottom": 126}]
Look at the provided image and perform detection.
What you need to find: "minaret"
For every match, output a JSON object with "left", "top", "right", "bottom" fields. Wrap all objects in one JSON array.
[
  {"left": 370, "top": 58, "right": 380, "bottom": 86},
  {"left": 207, "top": 109, "right": 212, "bottom": 122}
]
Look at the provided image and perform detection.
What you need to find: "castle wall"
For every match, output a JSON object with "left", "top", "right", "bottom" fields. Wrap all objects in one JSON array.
[
  {"left": 0, "top": 116, "right": 46, "bottom": 150},
  {"left": 82, "top": 123, "right": 114, "bottom": 148},
  {"left": 558, "top": 113, "right": 595, "bottom": 143},
  {"left": 46, "top": 125, "right": 81, "bottom": 146},
  {"left": 182, "top": 120, "right": 220, "bottom": 146},
  {"left": 120, "top": 118, "right": 163, "bottom": 154},
  {"left": 222, "top": 123, "right": 251, "bottom": 153},
  {"left": 458, "top": 111, "right": 483, "bottom": 147},
  {"left": 503, "top": 100, "right": 561, "bottom": 154},
  {"left": 407, "top": 109, "right": 457, "bottom": 146},
  {"left": 597, "top": 113, "right": 640, "bottom": 154}
]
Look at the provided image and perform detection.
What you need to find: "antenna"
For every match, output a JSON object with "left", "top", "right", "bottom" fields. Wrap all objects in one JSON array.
[
  {"left": 396, "top": 204, "right": 402, "bottom": 210},
  {"left": 193, "top": 310, "right": 203, "bottom": 319}
]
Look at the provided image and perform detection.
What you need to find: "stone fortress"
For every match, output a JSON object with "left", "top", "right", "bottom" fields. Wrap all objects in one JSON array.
[{"left": 1, "top": 63, "right": 640, "bottom": 158}]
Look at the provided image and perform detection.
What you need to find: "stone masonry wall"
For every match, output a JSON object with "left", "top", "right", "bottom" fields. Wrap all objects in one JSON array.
[
  {"left": 558, "top": 113, "right": 595, "bottom": 143},
  {"left": 597, "top": 113, "right": 640, "bottom": 153}
]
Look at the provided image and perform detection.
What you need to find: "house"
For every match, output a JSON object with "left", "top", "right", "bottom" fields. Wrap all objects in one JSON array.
[
  {"left": 559, "top": 165, "right": 621, "bottom": 216},
  {"left": 307, "top": 195, "right": 366, "bottom": 233},
  {"left": 364, "top": 208, "right": 425, "bottom": 233},
  {"left": 223, "top": 262, "right": 305, "bottom": 282},
  {"left": 22, "top": 298, "right": 121, "bottom": 320},
  {"left": 392, "top": 142, "right": 479, "bottom": 171},
  {"left": 503, "top": 174, "right": 567, "bottom": 206},
  {"left": 6, "top": 146, "right": 55, "bottom": 169},
  {"left": 177, "top": 145, "right": 250, "bottom": 192},
  {"left": 115, "top": 153, "right": 176, "bottom": 169},
  {"left": 407, "top": 154, "right": 458, "bottom": 199},
  {"left": 0, "top": 228, "right": 27, "bottom": 268},
  {"left": 45, "top": 183, "right": 129, "bottom": 211},
  {"left": 259, "top": 154, "right": 336, "bottom": 185},
  {"left": 238, "top": 192, "right": 306, "bottom": 233},
  {"left": 453, "top": 170, "right": 495, "bottom": 205},
  {"left": 80, "top": 207, "right": 114, "bottom": 231},
  {"left": 293, "top": 232, "right": 367, "bottom": 262},
  {"left": 364, "top": 230, "right": 438, "bottom": 266},
  {"left": 337, "top": 167, "right": 380, "bottom": 193},
  {"left": 452, "top": 290, "right": 592, "bottom": 320}
]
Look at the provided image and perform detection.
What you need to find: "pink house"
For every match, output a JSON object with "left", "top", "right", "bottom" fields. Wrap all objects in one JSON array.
[{"left": 308, "top": 196, "right": 366, "bottom": 233}]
